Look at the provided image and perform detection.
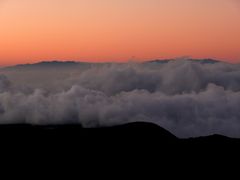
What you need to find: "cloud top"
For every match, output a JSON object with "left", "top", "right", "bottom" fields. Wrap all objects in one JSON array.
[{"left": 0, "top": 60, "right": 240, "bottom": 138}]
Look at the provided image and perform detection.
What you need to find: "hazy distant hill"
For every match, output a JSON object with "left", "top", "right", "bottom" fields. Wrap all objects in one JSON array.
[
  {"left": 146, "top": 58, "right": 222, "bottom": 64},
  {"left": 2, "top": 58, "right": 225, "bottom": 70},
  {"left": 3, "top": 61, "right": 93, "bottom": 70}
]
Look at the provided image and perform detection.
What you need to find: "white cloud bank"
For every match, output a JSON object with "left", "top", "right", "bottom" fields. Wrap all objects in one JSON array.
[{"left": 0, "top": 60, "right": 240, "bottom": 138}]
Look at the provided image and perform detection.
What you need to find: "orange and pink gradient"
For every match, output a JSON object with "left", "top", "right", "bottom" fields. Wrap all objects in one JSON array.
[{"left": 0, "top": 0, "right": 240, "bottom": 66}]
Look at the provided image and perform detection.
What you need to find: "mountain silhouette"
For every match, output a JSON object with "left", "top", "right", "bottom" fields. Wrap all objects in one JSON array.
[
  {"left": 2, "top": 58, "right": 224, "bottom": 70},
  {"left": 147, "top": 58, "right": 222, "bottom": 64},
  {"left": 3, "top": 61, "right": 90, "bottom": 70},
  {"left": 0, "top": 122, "right": 239, "bottom": 146}
]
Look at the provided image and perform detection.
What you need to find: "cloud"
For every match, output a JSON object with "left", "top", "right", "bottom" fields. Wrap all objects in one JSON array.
[
  {"left": 0, "top": 60, "right": 240, "bottom": 138},
  {"left": 0, "top": 75, "right": 11, "bottom": 93},
  {"left": 68, "top": 61, "right": 240, "bottom": 95}
]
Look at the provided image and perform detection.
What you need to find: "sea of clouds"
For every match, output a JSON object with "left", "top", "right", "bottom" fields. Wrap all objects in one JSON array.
[{"left": 0, "top": 60, "right": 240, "bottom": 138}]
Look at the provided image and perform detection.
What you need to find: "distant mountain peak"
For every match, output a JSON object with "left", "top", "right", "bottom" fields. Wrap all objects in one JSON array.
[
  {"left": 146, "top": 58, "right": 223, "bottom": 64},
  {"left": 3, "top": 60, "right": 90, "bottom": 70},
  {"left": 19, "top": 60, "right": 79, "bottom": 66},
  {"left": 189, "top": 58, "right": 221, "bottom": 64},
  {"left": 2, "top": 58, "right": 226, "bottom": 70}
]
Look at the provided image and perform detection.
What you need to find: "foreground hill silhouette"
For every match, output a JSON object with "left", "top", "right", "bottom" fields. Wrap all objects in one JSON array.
[{"left": 1, "top": 122, "right": 239, "bottom": 147}]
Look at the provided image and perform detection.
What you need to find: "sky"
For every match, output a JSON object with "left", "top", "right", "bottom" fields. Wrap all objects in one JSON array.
[{"left": 0, "top": 0, "right": 240, "bottom": 66}]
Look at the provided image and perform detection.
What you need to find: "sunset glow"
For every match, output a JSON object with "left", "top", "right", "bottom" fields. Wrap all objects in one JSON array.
[{"left": 0, "top": 0, "right": 240, "bottom": 66}]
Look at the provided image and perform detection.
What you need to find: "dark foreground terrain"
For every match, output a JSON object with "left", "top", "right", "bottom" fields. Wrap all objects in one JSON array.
[
  {"left": 1, "top": 122, "right": 239, "bottom": 146},
  {"left": 1, "top": 122, "right": 240, "bottom": 165}
]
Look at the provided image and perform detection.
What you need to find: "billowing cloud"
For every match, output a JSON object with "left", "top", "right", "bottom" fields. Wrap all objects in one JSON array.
[
  {"left": 0, "top": 60, "right": 240, "bottom": 138},
  {"left": 0, "top": 75, "right": 11, "bottom": 93}
]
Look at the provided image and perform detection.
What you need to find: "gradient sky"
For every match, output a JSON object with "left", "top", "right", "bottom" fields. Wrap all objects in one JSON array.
[{"left": 0, "top": 0, "right": 240, "bottom": 66}]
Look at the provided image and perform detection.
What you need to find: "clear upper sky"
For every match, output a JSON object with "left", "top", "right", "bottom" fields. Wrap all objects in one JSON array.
[{"left": 0, "top": 0, "right": 240, "bottom": 65}]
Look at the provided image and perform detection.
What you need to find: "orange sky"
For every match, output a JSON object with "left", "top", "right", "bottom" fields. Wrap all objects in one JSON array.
[{"left": 0, "top": 0, "right": 240, "bottom": 66}]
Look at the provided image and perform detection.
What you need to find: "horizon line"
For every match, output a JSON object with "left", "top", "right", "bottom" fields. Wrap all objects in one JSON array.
[{"left": 0, "top": 57, "right": 236, "bottom": 68}]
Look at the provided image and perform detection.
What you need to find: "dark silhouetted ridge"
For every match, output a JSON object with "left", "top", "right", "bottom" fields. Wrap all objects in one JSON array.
[
  {"left": 2, "top": 58, "right": 225, "bottom": 70},
  {"left": 147, "top": 58, "right": 222, "bottom": 64},
  {"left": 0, "top": 122, "right": 239, "bottom": 145},
  {"left": 3, "top": 61, "right": 89, "bottom": 70}
]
